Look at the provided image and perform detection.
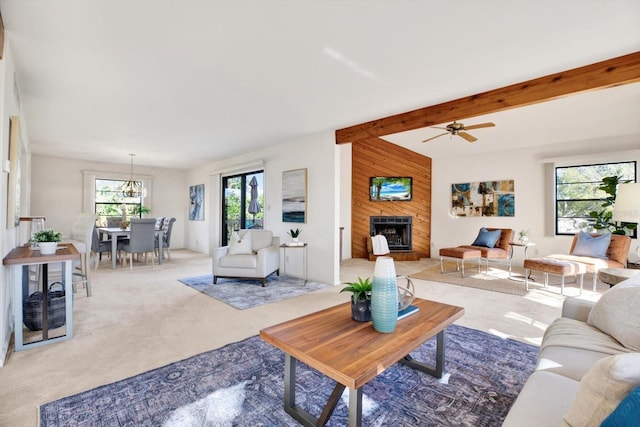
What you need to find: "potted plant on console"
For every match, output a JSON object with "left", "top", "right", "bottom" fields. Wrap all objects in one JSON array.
[
  {"left": 32, "top": 229, "right": 63, "bottom": 255},
  {"left": 340, "top": 277, "right": 372, "bottom": 322}
]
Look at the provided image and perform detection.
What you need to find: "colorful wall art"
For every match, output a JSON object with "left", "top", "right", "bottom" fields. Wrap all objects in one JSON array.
[{"left": 451, "top": 180, "right": 515, "bottom": 217}]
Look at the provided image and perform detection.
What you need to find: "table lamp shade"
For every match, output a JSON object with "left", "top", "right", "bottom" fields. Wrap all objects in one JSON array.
[{"left": 612, "top": 183, "right": 640, "bottom": 223}]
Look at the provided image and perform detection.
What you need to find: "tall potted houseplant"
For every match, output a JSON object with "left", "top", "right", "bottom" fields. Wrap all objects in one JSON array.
[
  {"left": 340, "top": 277, "right": 372, "bottom": 322},
  {"left": 588, "top": 175, "right": 638, "bottom": 235},
  {"left": 32, "top": 229, "right": 63, "bottom": 255}
]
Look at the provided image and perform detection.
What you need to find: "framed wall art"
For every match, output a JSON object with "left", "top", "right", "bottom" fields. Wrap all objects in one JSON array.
[
  {"left": 7, "top": 116, "right": 21, "bottom": 228},
  {"left": 451, "top": 179, "right": 515, "bottom": 217},
  {"left": 282, "top": 168, "right": 307, "bottom": 223},
  {"left": 189, "top": 184, "right": 204, "bottom": 221}
]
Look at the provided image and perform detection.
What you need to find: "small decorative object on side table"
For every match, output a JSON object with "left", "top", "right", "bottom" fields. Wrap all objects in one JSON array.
[{"left": 518, "top": 229, "right": 530, "bottom": 243}]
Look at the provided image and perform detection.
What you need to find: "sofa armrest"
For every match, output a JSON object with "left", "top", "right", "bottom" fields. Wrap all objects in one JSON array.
[
  {"left": 561, "top": 296, "right": 598, "bottom": 322},
  {"left": 256, "top": 244, "right": 280, "bottom": 274}
]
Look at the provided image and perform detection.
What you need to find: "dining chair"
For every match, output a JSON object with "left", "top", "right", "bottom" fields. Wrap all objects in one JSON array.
[
  {"left": 155, "top": 217, "right": 176, "bottom": 261},
  {"left": 120, "top": 218, "right": 156, "bottom": 271},
  {"left": 154, "top": 217, "right": 165, "bottom": 230},
  {"left": 91, "top": 226, "right": 115, "bottom": 269},
  {"left": 66, "top": 212, "right": 98, "bottom": 296}
]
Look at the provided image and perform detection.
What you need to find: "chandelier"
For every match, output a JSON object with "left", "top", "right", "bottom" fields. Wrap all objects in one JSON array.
[{"left": 121, "top": 154, "right": 146, "bottom": 198}]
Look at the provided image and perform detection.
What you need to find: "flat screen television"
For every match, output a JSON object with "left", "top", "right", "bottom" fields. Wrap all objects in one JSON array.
[{"left": 369, "top": 177, "right": 412, "bottom": 201}]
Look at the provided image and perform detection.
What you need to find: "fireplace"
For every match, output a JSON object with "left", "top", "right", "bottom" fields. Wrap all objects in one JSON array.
[{"left": 370, "top": 216, "right": 412, "bottom": 251}]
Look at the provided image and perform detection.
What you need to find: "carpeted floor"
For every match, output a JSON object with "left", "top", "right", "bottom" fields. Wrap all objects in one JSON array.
[
  {"left": 409, "top": 262, "right": 595, "bottom": 297},
  {"left": 40, "top": 324, "right": 538, "bottom": 426},
  {"left": 178, "top": 274, "right": 330, "bottom": 309}
]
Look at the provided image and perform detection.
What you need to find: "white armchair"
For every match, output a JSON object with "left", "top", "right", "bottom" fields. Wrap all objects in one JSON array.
[{"left": 213, "top": 229, "right": 280, "bottom": 287}]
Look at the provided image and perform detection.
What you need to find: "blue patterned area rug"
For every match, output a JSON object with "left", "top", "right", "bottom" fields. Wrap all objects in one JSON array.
[
  {"left": 40, "top": 325, "right": 538, "bottom": 426},
  {"left": 177, "top": 274, "right": 330, "bottom": 309}
]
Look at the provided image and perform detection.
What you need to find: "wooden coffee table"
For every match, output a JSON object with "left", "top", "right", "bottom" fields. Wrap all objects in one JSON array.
[{"left": 259, "top": 298, "right": 464, "bottom": 427}]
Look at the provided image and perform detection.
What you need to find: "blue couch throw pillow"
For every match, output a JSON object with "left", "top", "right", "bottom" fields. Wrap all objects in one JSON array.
[
  {"left": 471, "top": 227, "right": 501, "bottom": 248},
  {"left": 601, "top": 384, "right": 640, "bottom": 427},
  {"left": 570, "top": 231, "right": 611, "bottom": 259}
]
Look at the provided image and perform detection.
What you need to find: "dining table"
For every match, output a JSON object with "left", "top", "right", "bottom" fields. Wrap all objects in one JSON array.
[{"left": 97, "top": 227, "right": 164, "bottom": 269}]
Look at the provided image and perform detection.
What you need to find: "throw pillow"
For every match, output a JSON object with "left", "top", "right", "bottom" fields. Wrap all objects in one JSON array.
[
  {"left": 228, "top": 232, "right": 253, "bottom": 255},
  {"left": 587, "top": 279, "right": 640, "bottom": 351},
  {"left": 563, "top": 353, "right": 640, "bottom": 427},
  {"left": 570, "top": 231, "right": 611, "bottom": 259},
  {"left": 601, "top": 384, "right": 640, "bottom": 427},
  {"left": 471, "top": 227, "right": 501, "bottom": 248}
]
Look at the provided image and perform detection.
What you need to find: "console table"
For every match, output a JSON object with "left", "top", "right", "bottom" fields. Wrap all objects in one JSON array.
[{"left": 3, "top": 244, "right": 78, "bottom": 351}]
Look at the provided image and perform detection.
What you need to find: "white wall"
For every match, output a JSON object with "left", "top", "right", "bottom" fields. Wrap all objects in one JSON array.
[
  {"left": 186, "top": 131, "right": 340, "bottom": 286},
  {"left": 30, "top": 155, "right": 188, "bottom": 249},
  {"left": 0, "top": 41, "right": 29, "bottom": 366}
]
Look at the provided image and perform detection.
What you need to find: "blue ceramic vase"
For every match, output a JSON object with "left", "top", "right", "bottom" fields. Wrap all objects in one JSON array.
[{"left": 371, "top": 257, "right": 398, "bottom": 333}]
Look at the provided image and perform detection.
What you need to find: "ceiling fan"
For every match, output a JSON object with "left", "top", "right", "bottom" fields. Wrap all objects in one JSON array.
[{"left": 421, "top": 120, "right": 495, "bottom": 143}]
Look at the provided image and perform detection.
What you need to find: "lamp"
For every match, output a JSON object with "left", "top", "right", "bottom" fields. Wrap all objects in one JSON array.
[
  {"left": 612, "top": 183, "right": 640, "bottom": 257},
  {"left": 121, "top": 154, "right": 146, "bottom": 198}
]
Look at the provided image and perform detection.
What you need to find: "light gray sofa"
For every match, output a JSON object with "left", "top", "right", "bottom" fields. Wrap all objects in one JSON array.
[
  {"left": 213, "top": 229, "right": 280, "bottom": 287},
  {"left": 503, "top": 273, "right": 640, "bottom": 426}
]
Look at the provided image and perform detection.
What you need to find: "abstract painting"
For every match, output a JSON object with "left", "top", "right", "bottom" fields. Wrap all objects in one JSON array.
[
  {"left": 7, "top": 116, "right": 21, "bottom": 228},
  {"left": 451, "top": 180, "right": 515, "bottom": 217},
  {"left": 189, "top": 184, "right": 204, "bottom": 221},
  {"left": 282, "top": 168, "right": 307, "bottom": 223}
]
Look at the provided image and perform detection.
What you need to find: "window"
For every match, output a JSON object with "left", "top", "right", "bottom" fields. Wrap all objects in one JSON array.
[
  {"left": 95, "top": 179, "right": 144, "bottom": 226},
  {"left": 221, "top": 170, "right": 264, "bottom": 245},
  {"left": 555, "top": 161, "right": 636, "bottom": 235}
]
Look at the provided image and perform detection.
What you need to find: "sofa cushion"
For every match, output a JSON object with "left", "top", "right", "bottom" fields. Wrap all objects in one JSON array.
[
  {"left": 601, "top": 384, "right": 640, "bottom": 427},
  {"left": 471, "top": 227, "right": 501, "bottom": 248},
  {"left": 541, "top": 317, "right": 630, "bottom": 355},
  {"left": 228, "top": 232, "right": 253, "bottom": 255},
  {"left": 587, "top": 279, "right": 640, "bottom": 352},
  {"left": 570, "top": 231, "right": 611, "bottom": 259},
  {"left": 538, "top": 317, "right": 629, "bottom": 381},
  {"left": 219, "top": 254, "right": 257, "bottom": 269},
  {"left": 501, "top": 370, "right": 580, "bottom": 427},
  {"left": 537, "top": 346, "right": 619, "bottom": 383},
  {"left": 564, "top": 353, "right": 640, "bottom": 427}
]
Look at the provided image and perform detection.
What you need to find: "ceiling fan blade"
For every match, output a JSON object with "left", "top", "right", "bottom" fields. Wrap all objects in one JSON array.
[
  {"left": 458, "top": 132, "right": 477, "bottom": 143},
  {"left": 430, "top": 126, "right": 449, "bottom": 130},
  {"left": 422, "top": 132, "right": 449, "bottom": 143},
  {"left": 463, "top": 122, "right": 495, "bottom": 130}
]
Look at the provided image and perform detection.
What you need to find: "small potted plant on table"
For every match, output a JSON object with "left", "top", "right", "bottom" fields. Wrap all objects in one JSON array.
[
  {"left": 32, "top": 229, "right": 63, "bottom": 255},
  {"left": 340, "top": 277, "right": 372, "bottom": 322},
  {"left": 287, "top": 228, "right": 302, "bottom": 243}
]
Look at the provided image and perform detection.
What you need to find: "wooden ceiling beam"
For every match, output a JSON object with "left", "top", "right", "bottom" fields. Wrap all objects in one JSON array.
[{"left": 335, "top": 51, "right": 640, "bottom": 144}]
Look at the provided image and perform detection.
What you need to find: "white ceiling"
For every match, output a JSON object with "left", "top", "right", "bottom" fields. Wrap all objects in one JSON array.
[{"left": 0, "top": 1, "right": 638, "bottom": 169}]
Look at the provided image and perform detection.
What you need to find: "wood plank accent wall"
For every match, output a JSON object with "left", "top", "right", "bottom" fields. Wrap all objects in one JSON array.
[{"left": 351, "top": 137, "right": 431, "bottom": 259}]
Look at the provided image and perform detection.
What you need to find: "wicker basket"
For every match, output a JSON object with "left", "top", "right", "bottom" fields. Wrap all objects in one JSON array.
[{"left": 23, "top": 282, "right": 66, "bottom": 331}]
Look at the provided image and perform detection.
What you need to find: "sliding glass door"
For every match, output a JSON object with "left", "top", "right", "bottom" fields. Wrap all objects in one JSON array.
[{"left": 221, "top": 170, "right": 264, "bottom": 245}]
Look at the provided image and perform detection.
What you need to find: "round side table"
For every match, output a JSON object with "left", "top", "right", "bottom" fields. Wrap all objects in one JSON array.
[{"left": 598, "top": 268, "right": 640, "bottom": 287}]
